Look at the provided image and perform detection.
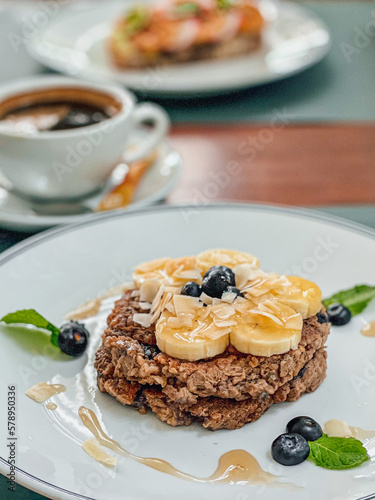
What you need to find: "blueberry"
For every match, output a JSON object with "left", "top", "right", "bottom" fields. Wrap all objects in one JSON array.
[
  {"left": 181, "top": 281, "right": 201, "bottom": 297},
  {"left": 292, "top": 365, "right": 306, "bottom": 381},
  {"left": 271, "top": 433, "right": 310, "bottom": 466},
  {"left": 58, "top": 321, "right": 89, "bottom": 357},
  {"left": 224, "top": 286, "right": 244, "bottom": 298},
  {"left": 202, "top": 273, "right": 230, "bottom": 298},
  {"left": 316, "top": 312, "right": 329, "bottom": 324},
  {"left": 286, "top": 416, "right": 323, "bottom": 442},
  {"left": 327, "top": 303, "right": 351, "bottom": 326},
  {"left": 203, "top": 266, "right": 235, "bottom": 287}
]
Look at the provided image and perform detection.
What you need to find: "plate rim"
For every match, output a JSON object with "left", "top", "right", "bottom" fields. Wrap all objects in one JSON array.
[
  {"left": 2, "top": 202, "right": 375, "bottom": 266},
  {"left": 27, "top": 1, "right": 332, "bottom": 96},
  {"left": 1, "top": 202, "right": 375, "bottom": 500}
]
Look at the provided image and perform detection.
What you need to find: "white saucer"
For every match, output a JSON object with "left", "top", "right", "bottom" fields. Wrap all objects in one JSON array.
[
  {"left": 0, "top": 140, "right": 182, "bottom": 232},
  {"left": 28, "top": 0, "right": 331, "bottom": 96}
]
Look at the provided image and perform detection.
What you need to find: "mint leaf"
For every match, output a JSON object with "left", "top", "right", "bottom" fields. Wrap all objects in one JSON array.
[
  {"left": 124, "top": 7, "right": 150, "bottom": 36},
  {"left": 174, "top": 2, "right": 200, "bottom": 16},
  {"left": 323, "top": 285, "right": 375, "bottom": 316},
  {"left": 309, "top": 434, "right": 369, "bottom": 470},
  {"left": 1, "top": 309, "right": 60, "bottom": 347},
  {"left": 217, "top": 0, "right": 234, "bottom": 9}
]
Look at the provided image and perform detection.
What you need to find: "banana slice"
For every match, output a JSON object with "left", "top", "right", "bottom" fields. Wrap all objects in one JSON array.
[
  {"left": 156, "top": 309, "right": 230, "bottom": 361},
  {"left": 133, "top": 257, "right": 170, "bottom": 287},
  {"left": 277, "top": 277, "right": 322, "bottom": 319},
  {"left": 134, "top": 256, "right": 201, "bottom": 288},
  {"left": 230, "top": 301, "right": 302, "bottom": 357},
  {"left": 196, "top": 249, "right": 260, "bottom": 274}
]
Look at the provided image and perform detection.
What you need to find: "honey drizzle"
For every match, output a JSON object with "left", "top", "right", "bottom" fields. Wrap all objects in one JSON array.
[
  {"left": 324, "top": 419, "right": 375, "bottom": 440},
  {"left": 79, "top": 407, "right": 297, "bottom": 488},
  {"left": 25, "top": 382, "right": 66, "bottom": 403},
  {"left": 361, "top": 320, "right": 375, "bottom": 338}
]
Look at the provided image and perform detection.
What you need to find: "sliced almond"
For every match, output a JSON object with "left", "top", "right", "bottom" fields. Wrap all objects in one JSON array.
[
  {"left": 138, "top": 302, "right": 151, "bottom": 310},
  {"left": 221, "top": 291, "right": 237, "bottom": 303},
  {"left": 211, "top": 303, "right": 236, "bottom": 320},
  {"left": 133, "top": 313, "right": 152, "bottom": 328},
  {"left": 140, "top": 279, "right": 159, "bottom": 303},
  {"left": 173, "top": 295, "right": 202, "bottom": 316},
  {"left": 199, "top": 292, "right": 213, "bottom": 305}
]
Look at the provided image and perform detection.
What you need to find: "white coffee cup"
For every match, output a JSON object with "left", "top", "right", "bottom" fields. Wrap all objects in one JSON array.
[{"left": 0, "top": 76, "right": 170, "bottom": 201}]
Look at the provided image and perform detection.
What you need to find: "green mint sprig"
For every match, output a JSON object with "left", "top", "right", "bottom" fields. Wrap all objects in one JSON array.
[
  {"left": 174, "top": 2, "right": 200, "bottom": 16},
  {"left": 323, "top": 285, "right": 375, "bottom": 316},
  {"left": 124, "top": 7, "right": 150, "bottom": 36},
  {"left": 1, "top": 309, "right": 60, "bottom": 347},
  {"left": 309, "top": 434, "right": 369, "bottom": 470},
  {"left": 217, "top": 0, "right": 235, "bottom": 9}
]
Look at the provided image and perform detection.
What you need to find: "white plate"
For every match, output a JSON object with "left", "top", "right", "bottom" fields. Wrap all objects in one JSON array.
[
  {"left": 1, "top": 204, "right": 375, "bottom": 500},
  {"left": 0, "top": 141, "right": 181, "bottom": 231},
  {"left": 28, "top": 0, "right": 331, "bottom": 96}
]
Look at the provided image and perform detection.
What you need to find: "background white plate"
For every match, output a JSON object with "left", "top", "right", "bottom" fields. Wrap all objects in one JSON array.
[
  {"left": 1, "top": 204, "right": 375, "bottom": 500},
  {"left": 28, "top": 0, "right": 331, "bottom": 96}
]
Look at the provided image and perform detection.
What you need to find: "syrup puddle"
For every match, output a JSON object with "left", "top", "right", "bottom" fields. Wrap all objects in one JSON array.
[
  {"left": 361, "top": 320, "right": 375, "bottom": 338},
  {"left": 46, "top": 402, "right": 58, "bottom": 411},
  {"left": 66, "top": 283, "right": 133, "bottom": 321},
  {"left": 79, "top": 407, "right": 298, "bottom": 489},
  {"left": 324, "top": 419, "right": 375, "bottom": 440},
  {"left": 25, "top": 382, "right": 66, "bottom": 403}
]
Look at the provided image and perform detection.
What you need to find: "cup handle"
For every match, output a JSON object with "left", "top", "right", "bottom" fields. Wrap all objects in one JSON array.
[{"left": 123, "top": 102, "right": 170, "bottom": 164}]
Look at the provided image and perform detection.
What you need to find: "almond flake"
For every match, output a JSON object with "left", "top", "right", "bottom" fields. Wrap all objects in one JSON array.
[
  {"left": 199, "top": 292, "right": 213, "bottom": 305},
  {"left": 165, "top": 302, "right": 175, "bottom": 314},
  {"left": 174, "top": 270, "right": 203, "bottom": 284},
  {"left": 164, "top": 286, "right": 181, "bottom": 294},
  {"left": 172, "top": 264, "right": 184, "bottom": 276},
  {"left": 250, "top": 308, "right": 283, "bottom": 326},
  {"left": 167, "top": 314, "right": 194, "bottom": 328},
  {"left": 213, "top": 317, "right": 237, "bottom": 328},
  {"left": 200, "top": 305, "right": 212, "bottom": 320},
  {"left": 135, "top": 258, "right": 169, "bottom": 274},
  {"left": 139, "top": 302, "right": 151, "bottom": 310},
  {"left": 151, "top": 284, "right": 165, "bottom": 313},
  {"left": 233, "top": 299, "right": 250, "bottom": 314},
  {"left": 233, "top": 264, "right": 254, "bottom": 288},
  {"left": 140, "top": 279, "right": 159, "bottom": 303},
  {"left": 133, "top": 313, "right": 152, "bottom": 328},
  {"left": 221, "top": 292, "right": 237, "bottom": 303},
  {"left": 151, "top": 291, "right": 173, "bottom": 324},
  {"left": 173, "top": 295, "right": 202, "bottom": 316},
  {"left": 211, "top": 303, "right": 235, "bottom": 320}
]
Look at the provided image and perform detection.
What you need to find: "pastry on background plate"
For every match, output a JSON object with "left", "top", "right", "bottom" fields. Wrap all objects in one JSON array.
[
  {"left": 108, "top": 0, "right": 264, "bottom": 68},
  {"left": 95, "top": 250, "right": 330, "bottom": 430}
]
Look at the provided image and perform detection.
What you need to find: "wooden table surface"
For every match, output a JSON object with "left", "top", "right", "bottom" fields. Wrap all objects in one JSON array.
[{"left": 168, "top": 124, "right": 375, "bottom": 206}]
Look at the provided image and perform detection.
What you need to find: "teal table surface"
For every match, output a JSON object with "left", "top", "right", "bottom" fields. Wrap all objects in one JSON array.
[
  {"left": 0, "top": 476, "right": 48, "bottom": 500},
  {"left": 157, "top": 2, "right": 375, "bottom": 123}
]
